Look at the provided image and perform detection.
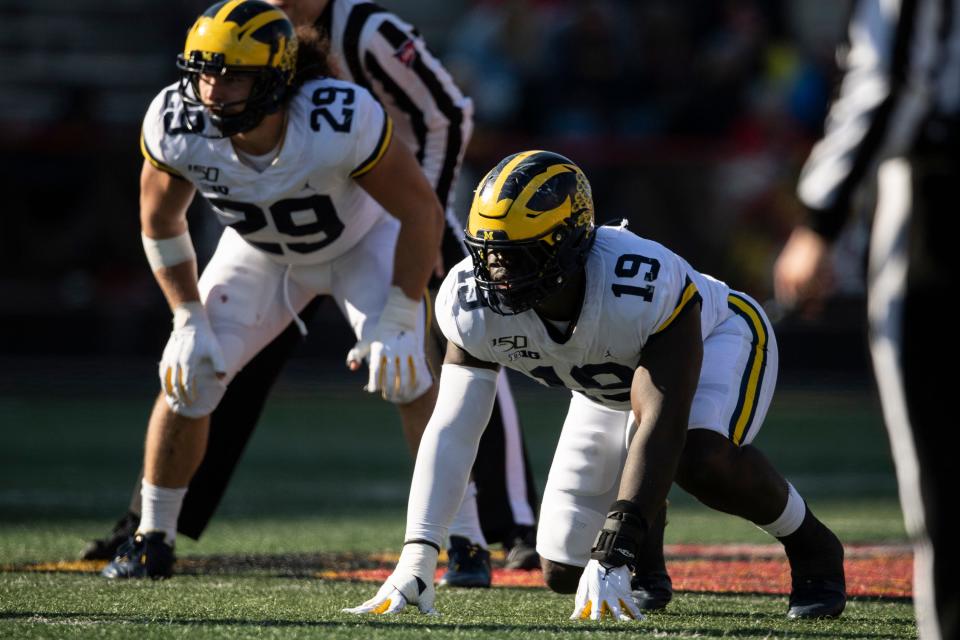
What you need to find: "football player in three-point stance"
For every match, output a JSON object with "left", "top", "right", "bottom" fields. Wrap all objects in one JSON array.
[
  {"left": 345, "top": 151, "right": 847, "bottom": 620},
  {"left": 103, "top": 0, "right": 447, "bottom": 578}
]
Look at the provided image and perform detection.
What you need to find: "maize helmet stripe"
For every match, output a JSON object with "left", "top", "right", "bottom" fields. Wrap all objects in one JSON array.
[
  {"left": 512, "top": 162, "right": 574, "bottom": 217},
  {"left": 187, "top": 0, "right": 293, "bottom": 68},
  {"left": 485, "top": 150, "right": 541, "bottom": 216},
  {"left": 239, "top": 11, "right": 288, "bottom": 44},
  {"left": 468, "top": 151, "right": 584, "bottom": 241},
  {"left": 223, "top": 0, "right": 273, "bottom": 25},
  {"left": 213, "top": 0, "right": 248, "bottom": 22}
]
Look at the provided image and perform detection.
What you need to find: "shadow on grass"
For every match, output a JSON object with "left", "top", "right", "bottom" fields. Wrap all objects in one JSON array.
[{"left": 0, "top": 611, "right": 912, "bottom": 639}]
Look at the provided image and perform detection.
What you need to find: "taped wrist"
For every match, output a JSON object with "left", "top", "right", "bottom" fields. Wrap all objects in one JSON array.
[
  {"left": 142, "top": 231, "right": 196, "bottom": 271},
  {"left": 589, "top": 500, "right": 649, "bottom": 569}
]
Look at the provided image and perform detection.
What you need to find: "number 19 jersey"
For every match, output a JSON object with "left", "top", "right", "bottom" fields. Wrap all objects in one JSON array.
[
  {"left": 140, "top": 78, "right": 393, "bottom": 265},
  {"left": 436, "top": 224, "right": 733, "bottom": 410}
]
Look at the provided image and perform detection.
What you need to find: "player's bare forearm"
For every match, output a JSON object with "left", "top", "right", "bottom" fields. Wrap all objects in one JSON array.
[
  {"left": 391, "top": 212, "right": 441, "bottom": 299},
  {"left": 620, "top": 302, "right": 703, "bottom": 521},
  {"left": 153, "top": 261, "right": 202, "bottom": 311},
  {"left": 355, "top": 139, "right": 443, "bottom": 300},
  {"left": 139, "top": 160, "right": 200, "bottom": 310},
  {"left": 140, "top": 160, "right": 195, "bottom": 238}
]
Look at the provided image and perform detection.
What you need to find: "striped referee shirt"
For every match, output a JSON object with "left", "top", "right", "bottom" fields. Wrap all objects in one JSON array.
[
  {"left": 798, "top": 0, "right": 960, "bottom": 239},
  {"left": 317, "top": 0, "right": 474, "bottom": 213}
]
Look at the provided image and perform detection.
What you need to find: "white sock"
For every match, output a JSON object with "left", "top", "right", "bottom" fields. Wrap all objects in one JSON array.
[
  {"left": 138, "top": 480, "right": 187, "bottom": 544},
  {"left": 448, "top": 481, "right": 488, "bottom": 549},
  {"left": 759, "top": 482, "right": 806, "bottom": 538}
]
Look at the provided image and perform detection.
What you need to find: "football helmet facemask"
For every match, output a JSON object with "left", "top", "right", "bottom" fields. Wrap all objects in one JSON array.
[
  {"left": 464, "top": 150, "right": 595, "bottom": 315},
  {"left": 176, "top": 0, "right": 297, "bottom": 137}
]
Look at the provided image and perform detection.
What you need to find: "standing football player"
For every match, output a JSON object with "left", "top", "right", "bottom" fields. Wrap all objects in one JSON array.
[
  {"left": 345, "top": 151, "right": 847, "bottom": 620},
  {"left": 88, "top": 0, "right": 540, "bottom": 583},
  {"left": 103, "top": 0, "right": 445, "bottom": 578}
]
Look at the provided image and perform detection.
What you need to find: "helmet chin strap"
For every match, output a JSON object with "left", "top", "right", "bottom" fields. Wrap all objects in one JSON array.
[{"left": 532, "top": 267, "right": 586, "bottom": 322}]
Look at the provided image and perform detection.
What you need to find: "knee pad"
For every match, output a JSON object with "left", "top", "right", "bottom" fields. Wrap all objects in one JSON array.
[
  {"left": 536, "top": 494, "right": 605, "bottom": 568},
  {"left": 548, "top": 421, "right": 625, "bottom": 497},
  {"left": 537, "top": 402, "right": 629, "bottom": 566}
]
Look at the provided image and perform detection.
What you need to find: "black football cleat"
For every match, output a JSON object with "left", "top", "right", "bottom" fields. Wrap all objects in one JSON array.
[
  {"left": 438, "top": 535, "right": 491, "bottom": 588},
  {"left": 81, "top": 511, "right": 140, "bottom": 561},
  {"left": 631, "top": 570, "right": 674, "bottom": 610},
  {"left": 631, "top": 502, "right": 673, "bottom": 610},
  {"left": 783, "top": 509, "right": 847, "bottom": 619},
  {"left": 101, "top": 531, "right": 175, "bottom": 580},
  {"left": 787, "top": 576, "right": 847, "bottom": 619},
  {"left": 504, "top": 526, "right": 540, "bottom": 570}
]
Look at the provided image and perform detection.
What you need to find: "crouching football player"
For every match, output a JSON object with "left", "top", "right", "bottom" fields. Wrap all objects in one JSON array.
[{"left": 345, "top": 151, "right": 847, "bottom": 620}]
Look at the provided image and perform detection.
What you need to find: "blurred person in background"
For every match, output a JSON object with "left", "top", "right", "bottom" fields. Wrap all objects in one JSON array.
[
  {"left": 88, "top": 0, "right": 541, "bottom": 585},
  {"left": 444, "top": 0, "right": 558, "bottom": 132},
  {"left": 774, "top": 1, "right": 957, "bottom": 637},
  {"left": 345, "top": 150, "right": 846, "bottom": 621},
  {"left": 102, "top": 0, "right": 445, "bottom": 579}
]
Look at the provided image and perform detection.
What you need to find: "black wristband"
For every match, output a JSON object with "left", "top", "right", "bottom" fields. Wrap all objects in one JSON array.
[
  {"left": 609, "top": 499, "right": 645, "bottom": 520},
  {"left": 589, "top": 502, "right": 649, "bottom": 569},
  {"left": 806, "top": 205, "right": 848, "bottom": 242}
]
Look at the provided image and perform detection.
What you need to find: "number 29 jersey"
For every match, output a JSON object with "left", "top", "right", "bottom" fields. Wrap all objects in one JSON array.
[
  {"left": 140, "top": 78, "right": 394, "bottom": 265},
  {"left": 436, "top": 224, "right": 733, "bottom": 411}
]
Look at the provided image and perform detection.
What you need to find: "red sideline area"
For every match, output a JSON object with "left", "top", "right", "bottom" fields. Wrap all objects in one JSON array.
[
  {"left": 8, "top": 543, "right": 911, "bottom": 598},
  {"left": 322, "top": 544, "right": 913, "bottom": 598}
]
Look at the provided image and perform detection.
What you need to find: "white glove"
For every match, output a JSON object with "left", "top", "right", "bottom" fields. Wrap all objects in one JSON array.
[
  {"left": 159, "top": 301, "right": 226, "bottom": 406},
  {"left": 342, "top": 571, "right": 437, "bottom": 616},
  {"left": 570, "top": 560, "right": 644, "bottom": 622},
  {"left": 346, "top": 286, "right": 431, "bottom": 403},
  {"left": 343, "top": 542, "right": 438, "bottom": 615}
]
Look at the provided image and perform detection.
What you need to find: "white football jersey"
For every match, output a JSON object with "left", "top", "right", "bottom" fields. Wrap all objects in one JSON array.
[
  {"left": 140, "top": 78, "right": 393, "bottom": 265},
  {"left": 436, "top": 224, "right": 733, "bottom": 410}
]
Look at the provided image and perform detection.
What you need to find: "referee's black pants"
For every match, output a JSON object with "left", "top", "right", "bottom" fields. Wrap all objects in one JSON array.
[{"left": 870, "top": 135, "right": 957, "bottom": 640}]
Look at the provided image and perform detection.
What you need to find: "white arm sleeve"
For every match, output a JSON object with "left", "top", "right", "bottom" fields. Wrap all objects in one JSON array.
[{"left": 403, "top": 363, "right": 498, "bottom": 548}]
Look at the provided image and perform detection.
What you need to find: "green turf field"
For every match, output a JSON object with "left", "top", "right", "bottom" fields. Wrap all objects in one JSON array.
[{"left": 0, "top": 368, "right": 915, "bottom": 639}]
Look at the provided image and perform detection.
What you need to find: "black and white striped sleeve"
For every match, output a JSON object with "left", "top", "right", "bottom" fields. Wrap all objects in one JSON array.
[
  {"left": 351, "top": 12, "right": 474, "bottom": 210},
  {"left": 797, "top": 0, "right": 922, "bottom": 240}
]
